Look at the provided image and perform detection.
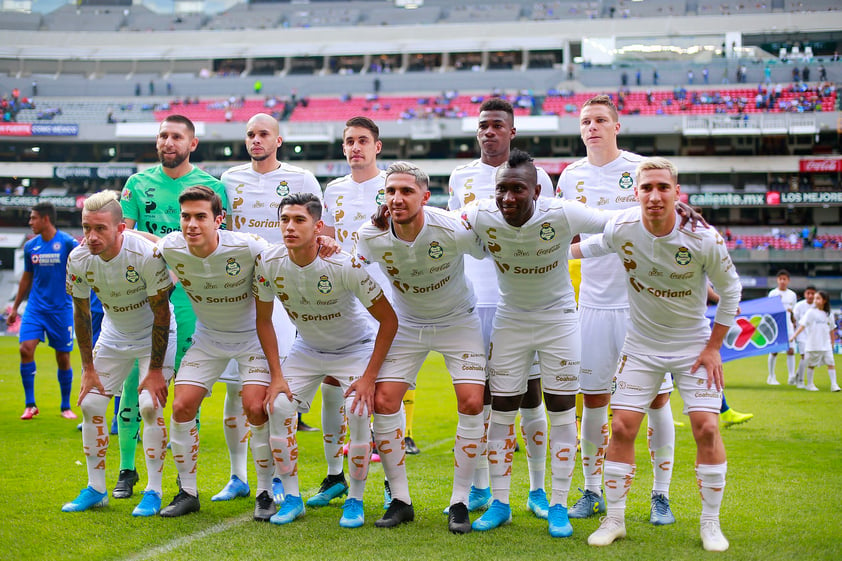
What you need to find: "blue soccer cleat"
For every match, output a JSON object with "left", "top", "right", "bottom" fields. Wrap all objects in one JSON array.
[
  {"left": 548, "top": 504, "right": 573, "bottom": 537},
  {"left": 211, "top": 475, "right": 250, "bottom": 502},
  {"left": 471, "top": 500, "right": 512, "bottom": 532},
  {"left": 568, "top": 488, "right": 606, "bottom": 519},
  {"left": 270, "top": 495, "right": 305, "bottom": 525},
  {"left": 650, "top": 493, "right": 676, "bottom": 526},
  {"left": 339, "top": 498, "right": 365, "bottom": 528},
  {"left": 272, "top": 477, "right": 285, "bottom": 506},
  {"left": 132, "top": 490, "right": 162, "bottom": 517},
  {"left": 306, "top": 473, "right": 348, "bottom": 507},
  {"left": 527, "top": 488, "right": 550, "bottom": 519},
  {"left": 62, "top": 486, "right": 108, "bottom": 512}
]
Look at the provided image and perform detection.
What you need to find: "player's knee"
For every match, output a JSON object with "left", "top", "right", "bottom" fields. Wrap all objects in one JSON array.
[
  {"left": 610, "top": 415, "right": 638, "bottom": 443},
  {"left": 80, "top": 392, "right": 109, "bottom": 419},
  {"left": 457, "top": 390, "right": 484, "bottom": 416},
  {"left": 271, "top": 393, "right": 297, "bottom": 420},
  {"left": 137, "top": 391, "right": 159, "bottom": 422},
  {"left": 374, "top": 391, "right": 401, "bottom": 415},
  {"left": 691, "top": 415, "right": 720, "bottom": 446}
]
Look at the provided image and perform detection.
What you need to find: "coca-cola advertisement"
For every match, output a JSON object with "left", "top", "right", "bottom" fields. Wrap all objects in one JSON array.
[{"left": 799, "top": 159, "right": 842, "bottom": 173}]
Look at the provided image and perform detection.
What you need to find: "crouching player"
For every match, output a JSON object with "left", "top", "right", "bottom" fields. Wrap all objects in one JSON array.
[
  {"left": 255, "top": 193, "right": 397, "bottom": 528},
  {"left": 62, "top": 190, "right": 176, "bottom": 516},
  {"left": 574, "top": 157, "right": 741, "bottom": 552}
]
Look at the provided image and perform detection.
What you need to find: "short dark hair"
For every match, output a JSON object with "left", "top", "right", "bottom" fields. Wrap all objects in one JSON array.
[
  {"left": 776, "top": 269, "right": 790, "bottom": 278},
  {"left": 32, "top": 201, "right": 56, "bottom": 224},
  {"left": 163, "top": 114, "right": 196, "bottom": 136},
  {"left": 582, "top": 95, "right": 619, "bottom": 121},
  {"left": 179, "top": 185, "right": 222, "bottom": 217},
  {"left": 279, "top": 193, "right": 322, "bottom": 221},
  {"left": 805, "top": 285, "right": 817, "bottom": 292},
  {"left": 500, "top": 148, "right": 537, "bottom": 185},
  {"left": 479, "top": 98, "right": 514, "bottom": 120},
  {"left": 344, "top": 116, "right": 379, "bottom": 142}
]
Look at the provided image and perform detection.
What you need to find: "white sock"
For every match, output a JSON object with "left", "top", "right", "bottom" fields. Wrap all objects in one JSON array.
[
  {"left": 80, "top": 392, "right": 111, "bottom": 494},
  {"left": 321, "top": 382, "right": 347, "bottom": 476},
  {"left": 829, "top": 367, "right": 838, "bottom": 389},
  {"left": 223, "top": 383, "right": 249, "bottom": 482},
  {"left": 520, "top": 403, "right": 548, "bottom": 492},
  {"left": 795, "top": 356, "right": 806, "bottom": 384},
  {"left": 786, "top": 354, "right": 796, "bottom": 379},
  {"left": 346, "top": 398, "right": 372, "bottom": 501},
  {"left": 269, "top": 395, "right": 299, "bottom": 497},
  {"left": 767, "top": 354, "right": 777, "bottom": 379},
  {"left": 647, "top": 404, "right": 674, "bottom": 497},
  {"left": 806, "top": 367, "right": 815, "bottom": 388},
  {"left": 580, "top": 404, "right": 609, "bottom": 493},
  {"left": 139, "top": 390, "right": 167, "bottom": 494},
  {"left": 451, "top": 412, "right": 484, "bottom": 506},
  {"left": 472, "top": 404, "right": 491, "bottom": 490},
  {"left": 696, "top": 462, "right": 727, "bottom": 522},
  {"left": 373, "top": 411, "right": 410, "bottom": 504},
  {"left": 170, "top": 418, "right": 199, "bottom": 496},
  {"left": 603, "top": 460, "right": 635, "bottom": 520},
  {"left": 548, "top": 409, "right": 577, "bottom": 507},
  {"left": 487, "top": 409, "right": 518, "bottom": 504},
  {"left": 249, "top": 422, "right": 274, "bottom": 495}
]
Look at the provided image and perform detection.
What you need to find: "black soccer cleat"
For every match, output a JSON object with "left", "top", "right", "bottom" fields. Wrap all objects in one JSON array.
[
  {"left": 159, "top": 490, "right": 200, "bottom": 517},
  {"left": 375, "top": 498, "right": 415, "bottom": 528},
  {"left": 448, "top": 502, "right": 472, "bottom": 534},
  {"left": 112, "top": 469, "right": 139, "bottom": 499}
]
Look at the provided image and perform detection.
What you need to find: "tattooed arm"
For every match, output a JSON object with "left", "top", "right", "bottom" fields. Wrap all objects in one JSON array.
[{"left": 138, "top": 288, "right": 171, "bottom": 408}]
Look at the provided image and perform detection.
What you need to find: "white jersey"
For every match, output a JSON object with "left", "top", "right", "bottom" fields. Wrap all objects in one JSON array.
[
  {"left": 461, "top": 197, "right": 611, "bottom": 320},
  {"left": 355, "top": 206, "right": 485, "bottom": 326},
  {"left": 556, "top": 150, "right": 644, "bottom": 309},
  {"left": 156, "top": 230, "right": 268, "bottom": 340},
  {"left": 254, "top": 247, "right": 382, "bottom": 352},
  {"left": 221, "top": 162, "right": 322, "bottom": 241},
  {"left": 599, "top": 206, "right": 741, "bottom": 356},
  {"left": 798, "top": 308, "right": 834, "bottom": 353},
  {"left": 323, "top": 170, "right": 387, "bottom": 252},
  {"left": 793, "top": 298, "right": 814, "bottom": 342},
  {"left": 768, "top": 287, "right": 797, "bottom": 335},
  {"left": 67, "top": 230, "right": 173, "bottom": 338},
  {"left": 448, "top": 158, "right": 553, "bottom": 306}
]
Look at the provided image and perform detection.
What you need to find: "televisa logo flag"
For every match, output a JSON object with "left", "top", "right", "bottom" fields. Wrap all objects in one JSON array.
[{"left": 706, "top": 296, "right": 789, "bottom": 362}]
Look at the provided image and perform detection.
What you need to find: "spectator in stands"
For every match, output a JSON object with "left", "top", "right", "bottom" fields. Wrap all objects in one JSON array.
[
  {"left": 621, "top": 72, "right": 628, "bottom": 87},
  {"left": 31, "top": 81, "right": 37, "bottom": 97},
  {"left": 148, "top": 80, "right": 154, "bottom": 96},
  {"left": 135, "top": 83, "right": 141, "bottom": 96},
  {"left": 819, "top": 65, "right": 827, "bottom": 81},
  {"left": 653, "top": 69, "right": 659, "bottom": 85},
  {"left": 802, "top": 66, "right": 810, "bottom": 83},
  {"left": 703, "top": 67, "right": 709, "bottom": 84},
  {"left": 636, "top": 69, "right": 641, "bottom": 86},
  {"left": 792, "top": 67, "right": 801, "bottom": 82},
  {"left": 687, "top": 69, "right": 694, "bottom": 85}
]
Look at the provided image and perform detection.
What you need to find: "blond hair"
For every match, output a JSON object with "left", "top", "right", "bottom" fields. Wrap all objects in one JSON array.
[
  {"left": 83, "top": 190, "right": 123, "bottom": 221},
  {"left": 635, "top": 157, "right": 678, "bottom": 184}
]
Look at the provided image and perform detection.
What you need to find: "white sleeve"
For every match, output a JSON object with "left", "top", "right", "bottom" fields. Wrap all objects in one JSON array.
[
  {"left": 578, "top": 233, "right": 614, "bottom": 259},
  {"left": 706, "top": 233, "right": 742, "bottom": 327},
  {"left": 563, "top": 200, "right": 614, "bottom": 235}
]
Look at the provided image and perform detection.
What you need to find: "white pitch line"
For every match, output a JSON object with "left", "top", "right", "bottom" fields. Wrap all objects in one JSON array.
[{"left": 122, "top": 513, "right": 251, "bottom": 561}]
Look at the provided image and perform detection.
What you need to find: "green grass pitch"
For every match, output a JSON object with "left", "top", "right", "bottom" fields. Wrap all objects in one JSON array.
[{"left": 0, "top": 336, "right": 839, "bottom": 560}]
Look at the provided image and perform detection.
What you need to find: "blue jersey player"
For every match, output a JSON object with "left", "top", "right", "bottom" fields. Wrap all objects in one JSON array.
[{"left": 8, "top": 202, "right": 78, "bottom": 420}]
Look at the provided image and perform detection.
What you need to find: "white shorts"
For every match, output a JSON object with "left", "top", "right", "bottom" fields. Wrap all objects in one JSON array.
[
  {"left": 282, "top": 339, "right": 374, "bottom": 414},
  {"left": 804, "top": 350, "right": 835, "bottom": 368},
  {"left": 219, "top": 303, "right": 295, "bottom": 384},
  {"left": 93, "top": 329, "right": 177, "bottom": 396},
  {"left": 478, "top": 305, "right": 540, "bottom": 380},
  {"left": 796, "top": 335, "right": 808, "bottom": 355},
  {"left": 579, "top": 306, "right": 629, "bottom": 394},
  {"left": 176, "top": 330, "right": 270, "bottom": 394},
  {"left": 488, "top": 311, "right": 580, "bottom": 397},
  {"left": 611, "top": 351, "right": 720, "bottom": 415},
  {"left": 378, "top": 312, "right": 486, "bottom": 389}
]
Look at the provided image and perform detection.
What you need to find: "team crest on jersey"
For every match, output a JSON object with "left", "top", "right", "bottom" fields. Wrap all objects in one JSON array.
[
  {"left": 317, "top": 275, "right": 332, "bottom": 294},
  {"left": 225, "top": 258, "right": 241, "bottom": 276},
  {"left": 53, "top": 242, "right": 61, "bottom": 251},
  {"left": 125, "top": 266, "right": 140, "bottom": 283},
  {"left": 618, "top": 172, "right": 634, "bottom": 189},
  {"left": 428, "top": 241, "right": 444, "bottom": 259},
  {"left": 674, "top": 246, "right": 692, "bottom": 266},
  {"left": 375, "top": 189, "right": 386, "bottom": 205},
  {"left": 539, "top": 222, "right": 556, "bottom": 241},
  {"left": 276, "top": 181, "right": 290, "bottom": 197}
]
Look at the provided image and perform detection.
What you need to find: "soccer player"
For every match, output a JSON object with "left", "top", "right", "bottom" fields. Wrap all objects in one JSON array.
[
  {"left": 356, "top": 162, "right": 487, "bottom": 533},
  {"left": 8, "top": 201, "right": 77, "bottom": 421},
  {"left": 462, "top": 149, "right": 614, "bottom": 537},
  {"left": 61, "top": 191, "right": 176, "bottom": 516},
  {"left": 577, "top": 157, "right": 741, "bottom": 552},
  {"left": 767, "top": 269, "right": 797, "bottom": 385},
  {"left": 448, "top": 98, "right": 554, "bottom": 516},
  {"left": 324, "top": 116, "right": 422, "bottom": 460},
  {"left": 254, "top": 193, "right": 397, "bottom": 528},
  {"left": 155, "top": 186, "right": 275, "bottom": 521},
  {"left": 791, "top": 290, "right": 839, "bottom": 392},
  {"left": 119, "top": 114, "right": 229, "bottom": 500},
  {"left": 557, "top": 95, "right": 677, "bottom": 525},
  {"left": 792, "top": 285, "right": 817, "bottom": 388},
  {"left": 217, "top": 112, "right": 322, "bottom": 504}
]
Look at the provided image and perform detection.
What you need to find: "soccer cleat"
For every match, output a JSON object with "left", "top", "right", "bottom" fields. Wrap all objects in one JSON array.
[
  {"left": 447, "top": 502, "right": 471, "bottom": 534},
  {"left": 796, "top": 381, "right": 807, "bottom": 390},
  {"left": 297, "top": 418, "right": 318, "bottom": 432},
  {"left": 568, "top": 488, "right": 606, "bottom": 519},
  {"left": 340, "top": 498, "right": 365, "bottom": 528},
  {"left": 721, "top": 408, "right": 753, "bottom": 428},
  {"left": 110, "top": 416, "right": 118, "bottom": 435},
  {"left": 383, "top": 480, "right": 392, "bottom": 510},
  {"left": 527, "top": 489, "right": 549, "bottom": 519},
  {"left": 132, "top": 490, "right": 162, "bottom": 517},
  {"left": 548, "top": 504, "right": 573, "bottom": 538},
  {"left": 60, "top": 409, "right": 78, "bottom": 420},
  {"left": 306, "top": 473, "right": 348, "bottom": 507},
  {"left": 211, "top": 475, "right": 250, "bottom": 501},
  {"left": 831, "top": 385, "right": 841, "bottom": 393},
  {"left": 62, "top": 486, "right": 108, "bottom": 512},
  {"left": 700, "top": 519, "right": 730, "bottom": 552},
  {"left": 787, "top": 372, "right": 798, "bottom": 385},
  {"left": 806, "top": 384, "right": 820, "bottom": 392},
  {"left": 20, "top": 406, "right": 39, "bottom": 420},
  {"left": 471, "top": 500, "right": 512, "bottom": 532},
  {"left": 272, "top": 477, "right": 285, "bottom": 505},
  {"left": 270, "top": 495, "right": 305, "bottom": 525},
  {"left": 113, "top": 469, "right": 139, "bottom": 499},
  {"left": 588, "top": 516, "right": 627, "bottom": 546},
  {"left": 254, "top": 490, "right": 277, "bottom": 521},
  {"left": 159, "top": 490, "right": 200, "bottom": 517},
  {"left": 650, "top": 493, "right": 676, "bottom": 525},
  {"left": 766, "top": 375, "right": 780, "bottom": 386},
  {"left": 404, "top": 436, "right": 421, "bottom": 455},
  {"left": 76, "top": 423, "right": 82, "bottom": 431},
  {"left": 375, "top": 498, "right": 414, "bottom": 528}
]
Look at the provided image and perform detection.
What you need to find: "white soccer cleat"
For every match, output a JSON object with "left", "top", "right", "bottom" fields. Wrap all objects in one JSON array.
[
  {"left": 587, "top": 516, "right": 626, "bottom": 546},
  {"left": 700, "top": 519, "right": 730, "bottom": 552},
  {"left": 805, "top": 384, "right": 820, "bottom": 392},
  {"left": 766, "top": 375, "right": 780, "bottom": 386}
]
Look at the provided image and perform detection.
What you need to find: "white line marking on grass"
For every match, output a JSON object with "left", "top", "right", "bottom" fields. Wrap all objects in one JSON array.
[{"left": 122, "top": 513, "right": 251, "bottom": 561}]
